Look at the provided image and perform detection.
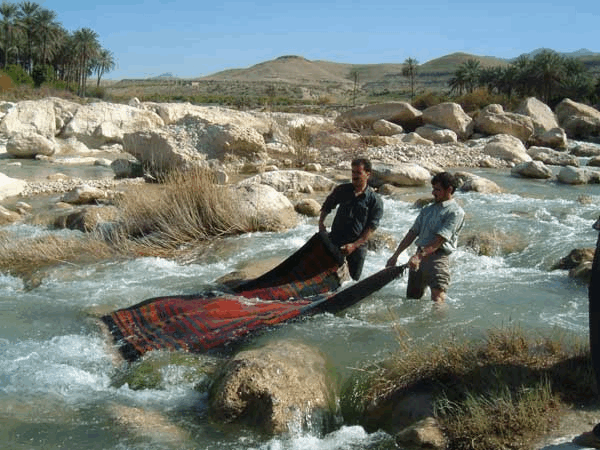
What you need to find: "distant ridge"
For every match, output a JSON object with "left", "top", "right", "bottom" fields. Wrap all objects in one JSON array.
[{"left": 131, "top": 48, "right": 599, "bottom": 84}]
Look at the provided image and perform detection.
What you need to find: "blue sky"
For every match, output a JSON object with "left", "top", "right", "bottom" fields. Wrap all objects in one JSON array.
[{"left": 41, "top": 0, "right": 599, "bottom": 80}]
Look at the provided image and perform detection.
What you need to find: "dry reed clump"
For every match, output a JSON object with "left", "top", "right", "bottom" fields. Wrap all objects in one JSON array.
[
  {"left": 112, "top": 167, "right": 264, "bottom": 252},
  {"left": 342, "top": 326, "right": 593, "bottom": 450},
  {"left": 0, "top": 232, "right": 119, "bottom": 280}
]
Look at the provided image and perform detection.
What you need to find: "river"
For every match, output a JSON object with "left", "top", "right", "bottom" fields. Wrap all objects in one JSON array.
[{"left": 1, "top": 154, "right": 599, "bottom": 449}]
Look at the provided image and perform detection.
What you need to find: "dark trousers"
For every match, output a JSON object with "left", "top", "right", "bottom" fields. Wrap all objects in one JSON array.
[
  {"left": 590, "top": 233, "right": 600, "bottom": 393},
  {"left": 346, "top": 245, "right": 367, "bottom": 281}
]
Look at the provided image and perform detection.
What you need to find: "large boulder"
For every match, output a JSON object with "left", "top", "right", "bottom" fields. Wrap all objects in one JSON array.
[
  {"left": 527, "top": 146, "right": 579, "bottom": 167},
  {"left": 555, "top": 99, "right": 600, "bottom": 139},
  {"left": 229, "top": 182, "right": 298, "bottom": 230},
  {"left": 6, "top": 132, "right": 56, "bottom": 158},
  {"left": 0, "top": 171, "right": 27, "bottom": 200},
  {"left": 414, "top": 124, "right": 458, "bottom": 144},
  {"left": 141, "top": 102, "right": 274, "bottom": 135},
  {"left": 516, "top": 97, "right": 559, "bottom": 133},
  {"left": 454, "top": 171, "right": 504, "bottom": 194},
  {"left": 370, "top": 162, "right": 432, "bottom": 187},
  {"left": 474, "top": 104, "right": 534, "bottom": 143},
  {"left": 209, "top": 340, "right": 337, "bottom": 434},
  {"left": 557, "top": 166, "right": 600, "bottom": 185},
  {"left": 529, "top": 127, "right": 568, "bottom": 150},
  {"left": 238, "top": 169, "right": 335, "bottom": 193},
  {"left": 123, "top": 128, "right": 207, "bottom": 175},
  {"left": 372, "top": 119, "right": 404, "bottom": 136},
  {"left": 0, "top": 98, "right": 57, "bottom": 138},
  {"left": 511, "top": 160, "right": 553, "bottom": 179},
  {"left": 422, "top": 102, "right": 473, "bottom": 140},
  {"left": 483, "top": 134, "right": 532, "bottom": 164},
  {"left": 334, "top": 102, "right": 423, "bottom": 131},
  {"left": 60, "top": 101, "right": 165, "bottom": 148}
]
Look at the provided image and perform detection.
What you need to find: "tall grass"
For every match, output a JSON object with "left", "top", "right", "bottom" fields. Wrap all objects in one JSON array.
[
  {"left": 112, "top": 167, "right": 258, "bottom": 252},
  {"left": 342, "top": 326, "right": 594, "bottom": 450}
]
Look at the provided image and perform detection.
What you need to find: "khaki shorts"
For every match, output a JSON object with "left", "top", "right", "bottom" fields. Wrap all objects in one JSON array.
[{"left": 406, "top": 252, "right": 451, "bottom": 299}]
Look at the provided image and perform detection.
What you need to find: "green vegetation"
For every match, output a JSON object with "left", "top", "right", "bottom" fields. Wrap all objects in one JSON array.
[
  {"left": 449, "top": 50, "right": 600, "bottom": 106},
  {"left": 0, "top": 1, "right": 115, "bottom": 96},
  {"left": 342, "top": 327, "right": 595, "bottom": 450}
]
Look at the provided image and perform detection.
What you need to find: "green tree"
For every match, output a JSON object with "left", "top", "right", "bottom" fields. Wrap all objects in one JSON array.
[
  {"left": 92, "top": 47, "right": 115, "bottom": 86},
  {"left": 402, "top": 57, "right": 419, "bottom": 100},
  {"left": 16, "top": 0, "right": 41, "bottom": 73},
  {"left": 72, "top": 27, "right": 99, "bottom": 96},
  {"left": 33, "top": 8, "right": 62, "bottom": 66},
  {"left": 0, "top": 1, "right": 18, "bottom": 66},
  {"left": 531, "top": 50, "right": 566, "bottom": 103}
]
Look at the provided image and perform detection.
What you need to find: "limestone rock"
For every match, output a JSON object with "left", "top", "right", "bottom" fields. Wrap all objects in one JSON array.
[
  {"left": 60, "top": 185, "right": 108, "bottom": 204},
  {"left": 294, "top": 198, "right": 321, "bottom": 217},
  {"left": 455, "top": 171, "right": 504, "bottom": 194},
  {"left": 238, "top": 170, "right": 336, "bottom": 193},
  {"left": 370, "top": 162, "right": 431, "bottom": 187},
  {"left": 334, "top": 102, "right": 423, "bottom": 131},
  {"left": 422, "top": 102, "right": 473, "bottom": 140},
  {"left": 372, "top": 119, "right": 404, "bottom": 136},
  {"left": 54, "top": 206, "right": 119, "bottom": 232},
  {"left": 415, "top": 124, "right": 458, "bottom": 144},
  {"left": 474, "top": 104, "right": 534, "bottom": 142},
  {"left": 61, "top": 101, "right": 165, "bottom": 148},
  {"left": 555, "top": 98, "right": 600, "bottom": 139},
  {"left": 209, "top": 340, "right": 336, "bottom": 434},
  {"left": 0, "top": 171, "right": 27, "bottom": 200},
  {"left": 483, "top": 134, "right": 532, "bottom": 164},
  {"left": 516, "top": 97, "right": 559, "bottom": 133},
  {"left": 557, "top": 166, "right": 600, "bottom": 185},
  {"left": 229, "top": 182, "right": 298, "bottom": 231},
  {"left": 0, "top": 204, "right": 21, "bottom": 225},
  {"left": 529, "top": 127, "right": 568, "bottom": 150},
  {"left": 527, "top": 146, "right": 579, "bottom": 167},
  {"left": 401, "top": 132, "right": 434, "bottom": 146},
  {"left": 6, "top": 132, "right": 56, "bottom": 158},
  {"left": 511, "top": 160, "right": 553, "bottom": 179},
  {"left": 395, "top": 417, "right": 447, "bottom": 450}
]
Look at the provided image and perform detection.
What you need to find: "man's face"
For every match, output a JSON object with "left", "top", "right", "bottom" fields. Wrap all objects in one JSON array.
[
  {"left": 432, "top": 182, "right": 452, "bottom": 203},
  {"left": 351, "top": 164, "right": 369, "bottom": 190}
]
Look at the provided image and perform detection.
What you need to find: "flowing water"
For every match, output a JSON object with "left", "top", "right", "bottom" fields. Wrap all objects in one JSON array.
[{"left": 1, "top": 156, "right": 600, "bottom": 449}]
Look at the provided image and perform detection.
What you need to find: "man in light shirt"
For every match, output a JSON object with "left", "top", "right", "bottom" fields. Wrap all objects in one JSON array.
[{"left": 386, "top": 172, "right": 465, "bottom": 303}]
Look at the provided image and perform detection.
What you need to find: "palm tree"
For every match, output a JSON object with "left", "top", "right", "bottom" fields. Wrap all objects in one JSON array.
[
  {"left": 402, "top": 57, "right": 419, "bottom": 100},
  {"left": 448, "top": 66, "right": 467, "bottom": 95},
  {"left": 92, "top": 47, "right": 115, "bottom": 86},
  {"left": 16, "top": 0, "right": 41, "bottom": 73},
  {"left": 462, "top": 59, "right": 481, "bottom": 93},
  {"left": 0, "top": 1, "right": 18, "bottom": 66},
  {"left": 531, "top": 50, "right": 566, "bottom": 103},
  {"left": 72, "top": 27, "right": 99, "bottom": 96},
  {"left": 33, "top": 7, "right": 62, "bottom": 66}
]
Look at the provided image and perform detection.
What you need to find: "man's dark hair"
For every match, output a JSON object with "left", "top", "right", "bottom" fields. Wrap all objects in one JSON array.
[
  {"left": 432, "top": 171, "right": 459, "bottom": 193},
  {"left": 352, "top": 158, "right": 372, "bottom": 172}
]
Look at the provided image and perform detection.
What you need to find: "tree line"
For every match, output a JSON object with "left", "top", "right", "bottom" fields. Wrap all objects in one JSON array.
[
  {"left": 448, "top": 50, "right": 600, "bottom": 106},
  {"left": 0, "top": 0, "right": 115, "bottom": 96}
]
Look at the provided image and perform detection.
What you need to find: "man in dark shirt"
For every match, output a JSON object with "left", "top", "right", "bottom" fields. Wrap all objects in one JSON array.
[
  {"left": 318, "top": 158, "right": 384, "bottom": 280},
  {"left": 574, "top": 215, "right": 600, "bottom": 448}
]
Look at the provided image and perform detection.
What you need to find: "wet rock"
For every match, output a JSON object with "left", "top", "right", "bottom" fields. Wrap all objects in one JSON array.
[{"left": 209, "top": 340, "right": 337, "bottom": 434}]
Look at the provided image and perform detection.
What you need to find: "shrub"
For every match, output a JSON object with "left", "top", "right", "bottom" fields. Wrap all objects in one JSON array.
[
  {"left": 412, "top": 91, "right": 449, "bottom": 109},
  {"left": 31, "top": 65, "right": 55, "bottom": 88},
  {"left": 454, "top": 88, "right": 507, "bottom": 113},
  {"left": 3, "top": 64, "right": 34, "bottom": 87}
]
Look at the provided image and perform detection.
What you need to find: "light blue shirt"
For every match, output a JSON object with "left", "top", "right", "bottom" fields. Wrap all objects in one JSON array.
[{"left": 410, "top": 199, "right": 465, "bottom": 254}]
